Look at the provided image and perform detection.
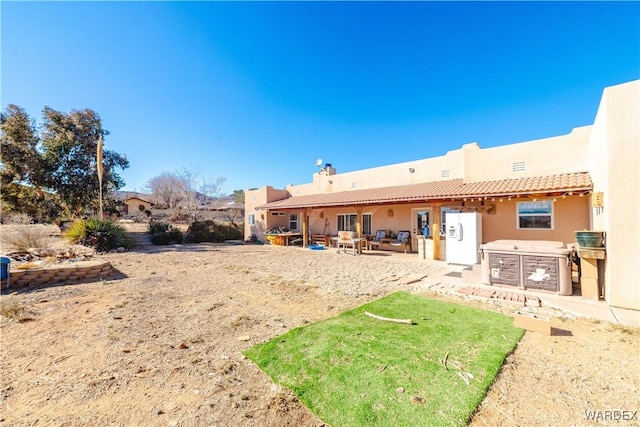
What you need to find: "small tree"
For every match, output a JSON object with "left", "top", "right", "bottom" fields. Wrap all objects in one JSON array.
[
  {"left": 41, "top": 107, "right": 129, "bottom": 217},
  {"left": 1, "top": 104, "right": 129, "bottom": 221},
  {"left": 233, "top": 189, "right": 245, "bottom": 204}
]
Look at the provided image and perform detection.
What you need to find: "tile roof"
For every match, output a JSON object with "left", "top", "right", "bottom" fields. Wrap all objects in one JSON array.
[{"left": 257, "top": 172, "right": 592, "bottom": 210}]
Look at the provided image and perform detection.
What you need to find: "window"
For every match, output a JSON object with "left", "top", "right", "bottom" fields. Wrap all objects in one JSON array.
[
  {"left": 517, "top": 201, "right": 553, "bottom": 229},
  {"left": 337, "top": 214, "right": 357, "bottom": 232},
  {"left": 337, "top": 213, "right": 370, "bottom": 234},
  {"left": 289, "top": 213, "right": 298, "bottom": 230},
  {"left": 248, "top": 213, "right": 255, "bottom": 226},
  {"left": 362, "top": 214, "right": 372, "bottom": 235}
]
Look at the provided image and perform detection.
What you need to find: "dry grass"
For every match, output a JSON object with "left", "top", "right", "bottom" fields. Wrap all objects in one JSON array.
[
  {"left": 3, "top": 227, "right": 54, "bottom": 252},
  {"left": 0, "top": 296, "right": 36, "bottom": 322},
  {"left": 13, "top": 262, "right": 41, "bottom": 270}
]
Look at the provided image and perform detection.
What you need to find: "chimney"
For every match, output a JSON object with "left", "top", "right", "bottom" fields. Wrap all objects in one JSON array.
[{"left": 324, "top": 163, "right": 336, "bottom": 175}]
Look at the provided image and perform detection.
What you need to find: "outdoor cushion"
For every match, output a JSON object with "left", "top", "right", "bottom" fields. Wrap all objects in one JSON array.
[{"left": 373, "top": 230, "right": 387, "bottom": 241}]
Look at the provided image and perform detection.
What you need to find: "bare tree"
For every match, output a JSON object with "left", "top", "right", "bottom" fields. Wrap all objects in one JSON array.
[
  {"left": 146, "top": 172, "right": 185, "bottom": 211},
  {"left": 147, "top": 166, "right": 226, "bottom": 222},
  {"left": 176, "top": 166, "right": 226, "bottom": 222},
  {"left": 219, "top": 207, "right": 244, "bottom": 225}
]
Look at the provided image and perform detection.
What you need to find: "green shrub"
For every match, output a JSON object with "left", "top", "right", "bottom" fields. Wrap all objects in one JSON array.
[
  {"left": 148, "top": 221, "right": 170, "bottom": 234},
  {"left": 168, "top": 228, "right": 184, "bottom": 243},
  {"left": 151, "top": 227, "right": 184, "bottom": 245},
  {"left": 64, "top": 218, "right": 135, "bottom": 252},
  {"left": 186, "top": 220, "right": 243, "bottom": 243}
]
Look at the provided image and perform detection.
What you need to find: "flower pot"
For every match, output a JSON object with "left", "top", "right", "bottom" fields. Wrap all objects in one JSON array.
[{"left": 575, "top": 231, "right": 605, "bottom": 248}]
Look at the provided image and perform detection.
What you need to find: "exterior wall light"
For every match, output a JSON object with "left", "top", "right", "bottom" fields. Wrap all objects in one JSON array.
[{"left": 408, "top": 167, "right": 415, "bottom": 173}]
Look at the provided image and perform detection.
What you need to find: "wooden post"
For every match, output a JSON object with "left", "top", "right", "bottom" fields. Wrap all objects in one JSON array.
[
  {"left": 302, "top": 210, "right": 309, "bottom": 248},
  {"left": 432, "top": 223, "right": 440, "bottom": 260},
  {"left": 578, "top": 248, "right": 605, "bottom": 300},
  {"left": 97, "top": 136, "right": 104, "bottom": 220}
]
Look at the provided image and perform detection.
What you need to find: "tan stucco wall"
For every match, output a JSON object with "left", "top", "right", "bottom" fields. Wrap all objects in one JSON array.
[
  {"left": 125, "top": 198, "right": 152, "bottom": 214},
  {"left": 464, "top": 127, "right": 592, "bottom": 182},
  {"left": 479, "top": 197, "right": 590, "bottom": 244},
  {"left": 589, "top": 80, "right": 640, "bottom": 310},
  {"left": 245, "top": 186, "right": 290, "bottom": 240},
  {"left": 285, "top": 127, "right": 590, "bottom": 198}
]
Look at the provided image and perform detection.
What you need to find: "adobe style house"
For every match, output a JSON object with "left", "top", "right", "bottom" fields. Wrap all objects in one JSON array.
[
  {"left": 245, "top": 80, "right": 639, "bottom": 311},
  {"left": 121, "top": 196, "right": 153, "bottom": 216}
]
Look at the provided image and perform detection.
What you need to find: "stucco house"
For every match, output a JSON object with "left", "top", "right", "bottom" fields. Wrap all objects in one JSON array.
[
  {"left": 121, "top": 196, "right": 153, "bottom": 216},
  {"left": 245, "top": 80, "right": 639, "bottom": 311}
]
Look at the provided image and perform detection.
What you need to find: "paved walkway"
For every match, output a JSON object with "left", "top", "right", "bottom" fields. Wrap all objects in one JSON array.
[{"left": 426, "top": 265, "right": 640, "bottom": 328}]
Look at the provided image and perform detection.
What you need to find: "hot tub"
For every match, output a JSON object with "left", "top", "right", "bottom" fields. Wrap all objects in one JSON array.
[{"left": 480, "top": 240, "right": 573, "bottom": 295}]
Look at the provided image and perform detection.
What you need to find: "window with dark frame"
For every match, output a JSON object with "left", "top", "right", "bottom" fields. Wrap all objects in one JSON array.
[{"left": 517, "top": 201, "right": 553, "bottom": 229}]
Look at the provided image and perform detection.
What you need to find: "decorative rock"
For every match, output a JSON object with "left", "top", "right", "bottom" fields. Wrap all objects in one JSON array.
[
  {"left": 396, "top": 387, "right": 405, "bottom": 393},
  {"left": 237, "top": 335, "right": 251, "bottom": 341}
]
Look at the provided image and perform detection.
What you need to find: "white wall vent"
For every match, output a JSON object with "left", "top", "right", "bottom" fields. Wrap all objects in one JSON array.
[
  {"left": 441, "top": 169, "right": 450, "bottom": 178},
  {"left": 351, "top": 182, "right": 357, "bottom": 189},
  {"left": 512, "top": 161, "right": 526, "bottom": 172}
]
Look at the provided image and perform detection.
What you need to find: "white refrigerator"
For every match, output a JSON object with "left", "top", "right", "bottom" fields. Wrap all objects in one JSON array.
[{"left": 445, "top": 212, "right": 483, "bottom": 265}]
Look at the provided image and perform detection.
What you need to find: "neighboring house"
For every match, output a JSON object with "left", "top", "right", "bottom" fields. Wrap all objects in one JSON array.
[
  {"left": 245, "top": 80, "right": 639, "bottom": 311},
  {"left": 122, "top": 196, "right": 153, "bottom": 216}
]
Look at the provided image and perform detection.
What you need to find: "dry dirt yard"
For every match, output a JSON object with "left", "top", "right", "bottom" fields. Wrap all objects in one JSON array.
[{"left": 0, "top": 225, "right": 638, "bottom": 426}]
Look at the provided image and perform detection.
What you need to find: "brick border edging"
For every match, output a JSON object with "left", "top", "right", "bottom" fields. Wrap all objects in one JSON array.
[{"left": 5, "top": 259, "right": 113, "bottom": 290}]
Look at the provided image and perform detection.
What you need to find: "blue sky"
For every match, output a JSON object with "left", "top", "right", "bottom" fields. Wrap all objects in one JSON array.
[{"left": 2, "top": 2, "right": 638, "bottom": 195}]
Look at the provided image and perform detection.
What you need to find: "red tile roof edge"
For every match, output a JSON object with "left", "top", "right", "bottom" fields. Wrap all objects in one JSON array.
[{"left": 256, "top": 172, "right": 592, "bottom": 210}]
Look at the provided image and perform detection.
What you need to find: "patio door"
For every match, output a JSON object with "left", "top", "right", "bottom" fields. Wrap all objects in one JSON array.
[{"left": 411, "top": 207, "right": 432, "bottom": 252}]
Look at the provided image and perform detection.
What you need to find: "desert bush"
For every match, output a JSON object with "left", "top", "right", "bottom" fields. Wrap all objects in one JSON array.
[
  {"left": 0, "top": 296, "right": 36, "bottom": 322},
  {"left": 151, "top": 228, "right": 184, "bottom": 245},
  {"left": 64, "top": 218, "right": 135, "bottom": 252},
  {"left": 0, "top": 212, "right": 34, "bottom": 225},
  {"left": 186, "top": 220, "right": 243, "bottom": 243},
  {"left": 168, "top": 228, "right": 184, "bottom": 243},
  {"left": 4, "top": 227, "right": 52, "bottom": 251},
  {"left": 148, "top": 221, "right": 170, "bottom": 234}
]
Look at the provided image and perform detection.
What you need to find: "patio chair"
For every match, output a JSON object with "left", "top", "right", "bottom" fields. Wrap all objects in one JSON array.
[
  {"left": 337, "top": 231, "right": 359, "bottom": 255},
  {"left": 390, "top": 230, "right": 411, "bottom": 253},
  {"left": 368, "top": 230, "right": 388, "bottom": 250}
]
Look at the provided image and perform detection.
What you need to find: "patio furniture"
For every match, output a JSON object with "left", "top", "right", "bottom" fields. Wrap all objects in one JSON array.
[
  {"left": 335, "top": 231, "right": 362, "bottom": 255},
  {"left": 390, "top": 231, "right": 412, "bottom": 253},
  {"left": 368, "top": 230, "right": 389, "bottom": 250},
  {"left": 311, "top": 234, "right": 331, "bottom": 247}
]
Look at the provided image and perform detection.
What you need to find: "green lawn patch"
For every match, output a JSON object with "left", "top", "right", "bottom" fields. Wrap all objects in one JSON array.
[{"left": 244, "top": 291, "right": 523, "bottom": 427}]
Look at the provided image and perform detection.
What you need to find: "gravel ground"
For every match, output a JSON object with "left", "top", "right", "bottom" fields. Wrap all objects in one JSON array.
[{"left": 1, "top": 225, "right": 638, "bottom": 426}]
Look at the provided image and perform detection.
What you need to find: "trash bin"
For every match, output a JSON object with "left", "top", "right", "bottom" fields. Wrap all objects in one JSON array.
[{"left": 1, "top": 257, "right": 10, "bottom": 290}]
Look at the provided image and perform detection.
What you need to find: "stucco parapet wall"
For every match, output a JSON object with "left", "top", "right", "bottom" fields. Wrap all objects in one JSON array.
[{"left": 7, "top": 258, "right": 113, "bottom": 290}]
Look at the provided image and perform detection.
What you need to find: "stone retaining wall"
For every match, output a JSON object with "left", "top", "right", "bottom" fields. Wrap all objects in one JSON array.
[{"left": 5, "top": 259, "right": 112, "bottom": 290}]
